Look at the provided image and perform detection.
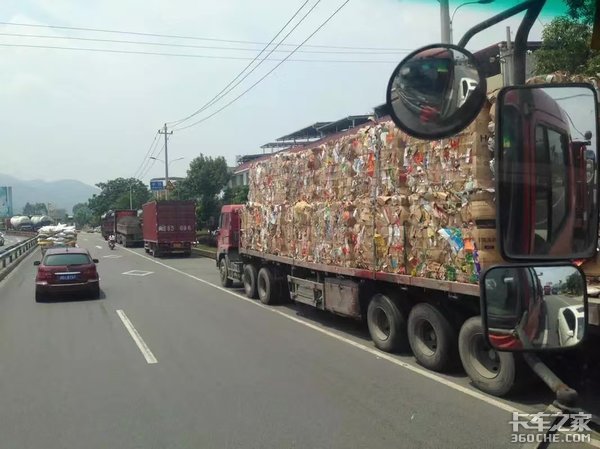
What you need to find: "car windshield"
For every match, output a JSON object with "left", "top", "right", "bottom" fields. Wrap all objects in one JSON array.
[{"left": 44, "top": 254, "right": 91, "bottom": 266}]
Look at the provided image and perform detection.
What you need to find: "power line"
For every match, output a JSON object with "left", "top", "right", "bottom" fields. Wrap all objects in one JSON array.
[
  {"left": 175, "top": 0, "right": 352, "bottom": 132},
  {"left": 0, "top": 31, "right": 408, "bottom": 55},
  {"left": 139, "top": 141, "right": 166, "bottom": 180},
  {"left": 133, "top": 132, "right": 159, "bottom": 179},
  {"left": 0, "top": 42, "right": 402, "bottom": 63},
  {"left": 169, "top": 0, "right": 322, "bottom": 127},
  {"left": 0, "top": 20, "right": 412, "bottom": 51}
]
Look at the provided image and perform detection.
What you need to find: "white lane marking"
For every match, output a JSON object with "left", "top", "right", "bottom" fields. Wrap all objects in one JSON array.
[
  {"left": 121, "top": 247, "right": 600, "bottom": 446},
  {"left": 95, "top": 245, "right": 102, "bottom": 249},
  {"left": 102, "top": 255, "right": 122, "bottom": 259},
  {"left": 122, "top": 270, "right": 153, "bottom": 277},
  {"left": 116, "top": 309, "right": 158, "bottom": 364}
]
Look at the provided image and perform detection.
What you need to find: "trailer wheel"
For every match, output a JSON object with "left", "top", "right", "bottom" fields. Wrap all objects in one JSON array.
[
  {"left": 408, "top": 303, "right": 458, "bottom": 372},
  {"left": 367, "top": 293, "right": 409, "bottom": 353},
  {"left": 257, "top": 267, "right": 278, "bottom": 305},
  {"left": 219, "top": 257, "right": 233, "bottom": 288},
  {"left": 459, "top": 316, "right": 518, "bottom": 397},
  {"left": 243, "top": 264, "right": 258, "bottom": 299}
]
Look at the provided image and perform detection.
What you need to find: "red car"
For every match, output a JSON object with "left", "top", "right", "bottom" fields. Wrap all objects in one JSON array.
[{"left": 34, "top": 247, "right": 100, "bottom": 302}]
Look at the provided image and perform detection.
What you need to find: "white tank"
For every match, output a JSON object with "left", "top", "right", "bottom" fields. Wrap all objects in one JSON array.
[
  {"left": 10, "top": 216, "right": 33, "bottom": 229},
  {"left": 34, "top": 215, "right": 53, "bottom": 227}
]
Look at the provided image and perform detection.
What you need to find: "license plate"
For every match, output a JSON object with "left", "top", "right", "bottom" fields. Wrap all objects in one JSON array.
[
  {"left": 58, "top": 274, "right": 78, "bottom": 281},
  {"left": 173, "top": 243, "right": 182, "bottom": 248}
]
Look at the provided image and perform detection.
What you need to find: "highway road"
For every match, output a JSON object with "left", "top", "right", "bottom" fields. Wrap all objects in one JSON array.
[
  {"left": 0, "top": 233, "right": 597, "bottom": 449},
  {"left": 0, "top": 233, "right": 28, "bottom": 250}
]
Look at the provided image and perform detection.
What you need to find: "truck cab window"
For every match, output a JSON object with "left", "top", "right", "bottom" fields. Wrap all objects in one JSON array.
[{"left": 533, "top": 125, "right": 569, "bottom": 250}]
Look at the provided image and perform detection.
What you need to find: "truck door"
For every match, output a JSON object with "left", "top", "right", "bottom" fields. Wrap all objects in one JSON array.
[{"left": 530, "top": 121, "right": 575, "bottom": 255}]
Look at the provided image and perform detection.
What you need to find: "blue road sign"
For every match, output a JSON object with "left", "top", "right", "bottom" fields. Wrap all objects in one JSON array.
[{"left": 150, "top": 180, "right": 164, "bottom": 191}]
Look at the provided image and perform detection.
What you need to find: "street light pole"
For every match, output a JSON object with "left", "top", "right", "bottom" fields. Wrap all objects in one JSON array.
[
  {"left": 440, "top": 0, "right": 451, "bottom": 44},
  {"left": 449, "top": 0, "right": 495, "bottom": 44},
  {"left": 158, "top": 123, "right": 173, "bottom": 200}
]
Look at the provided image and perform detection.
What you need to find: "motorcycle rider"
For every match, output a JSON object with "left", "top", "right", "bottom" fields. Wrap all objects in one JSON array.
[{"left": 108, "top": 233, "right": 116, "bottom": 248}]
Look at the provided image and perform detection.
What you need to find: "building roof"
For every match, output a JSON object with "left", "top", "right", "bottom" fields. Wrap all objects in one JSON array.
[
  {"left": 316, "top": 115, "right": 372, "bottom": 134},
  {"left": 275, "top": 122, "right": 331, "bottom": 141}
]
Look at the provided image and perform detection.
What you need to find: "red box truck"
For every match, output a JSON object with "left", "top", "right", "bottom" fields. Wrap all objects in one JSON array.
[{"left": 142, "top": 200, "right": 196, "bottom": 257}]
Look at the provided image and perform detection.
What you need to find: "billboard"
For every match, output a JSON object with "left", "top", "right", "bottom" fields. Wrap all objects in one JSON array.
[{"left": 0, "top": 186, "right": 13, "bottom": 217}]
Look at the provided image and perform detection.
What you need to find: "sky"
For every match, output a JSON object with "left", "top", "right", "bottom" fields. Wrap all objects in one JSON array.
[{"left": 0, "top": 0, "right": 568, "bottom": 186}]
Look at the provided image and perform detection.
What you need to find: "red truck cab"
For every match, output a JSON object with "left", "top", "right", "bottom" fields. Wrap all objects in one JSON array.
[
  {"left": 500, "top": 88, "right": 578, "bottom": 256},
  {"left": 217, "top": 205, "right": 243, "bottom": 264}
]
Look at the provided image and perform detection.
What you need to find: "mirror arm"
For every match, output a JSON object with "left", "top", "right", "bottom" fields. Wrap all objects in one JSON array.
[
  {"left": 522, "top": 352, "right": 579, "bottom": 409},
  {"left": 513, "top": 0, "right": 545, "bottom": 85},
  {"left": 457, "top": 0, "right": 545, "bottom": 49}
]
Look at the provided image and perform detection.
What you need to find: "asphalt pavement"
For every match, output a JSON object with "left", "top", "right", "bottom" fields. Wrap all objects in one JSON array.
[
  {"left": 0, "top": 233, "right": 27, "bottom": 250},
  {"left": 0, "top": 232, "right": 597, "bottom": 449}
]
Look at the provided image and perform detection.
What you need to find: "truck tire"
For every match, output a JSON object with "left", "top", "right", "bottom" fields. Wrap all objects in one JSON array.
[
  {"left": 367, "top": 293, "right": 409, "bottom": 353},
  {"left": 257, "top": 267, "right": 278, "bottom": 305},
  {"left": 459, "top": 316, "right": 518, "bottom": 397},
  {"left": 243, "top": 264, "right": 258, "bottom": 299},
  {"left": 408, "top": 303, "right": 458, "bottom": 372},
  {"left": 219, "top": 257, "right": 233, "bottom": 288}
]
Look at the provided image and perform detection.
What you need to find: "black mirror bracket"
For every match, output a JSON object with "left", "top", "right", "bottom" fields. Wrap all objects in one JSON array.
[
  {"left": 522, "top": 352, "right": 579, "bottom": 409},
  {"left": 457, "top": 0, "right": 546, "bottom": 85}
]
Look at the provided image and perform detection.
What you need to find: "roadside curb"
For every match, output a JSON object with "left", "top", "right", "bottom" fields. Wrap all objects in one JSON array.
[
  {"left": 192, "top": 247, "right": 216, "bottom": 259},
  {"left": 0, "top": 244, "right": 39, "bottom": 283}
]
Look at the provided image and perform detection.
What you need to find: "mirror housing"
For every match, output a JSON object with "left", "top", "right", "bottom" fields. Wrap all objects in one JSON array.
[
  {"left": 480, "top": 264, "right": 588, "bottom": 351},
  {"left": 33, "top": 261, "right": 41, "bottom": 266},
  {"left": 386, "top": 44, "right": 487, "bottom": 140},
  {"left": 92, "top": 259, "right": 99, "bottom": 263},
  {"left": 495, "top": 84, "right": 600, "bottom": 261}
]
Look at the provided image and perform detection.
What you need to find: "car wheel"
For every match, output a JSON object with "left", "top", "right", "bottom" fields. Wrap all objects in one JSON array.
[
  {"left": 90, "top": 284, "right": 100, "bottom": 299},
  {"left": 35, "top": 289, "right": 45, "bottom": 303}
]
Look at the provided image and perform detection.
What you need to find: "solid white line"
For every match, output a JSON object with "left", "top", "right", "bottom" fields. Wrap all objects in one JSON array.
[
  {"left": 116, "top": 309, "right": 158, "bottom": 364},
  {"left": 121, "top": 247, "right": 600, "bottom": 446},
  {"left": 95, "top": 245, "right": 102, "bottom": 249}
]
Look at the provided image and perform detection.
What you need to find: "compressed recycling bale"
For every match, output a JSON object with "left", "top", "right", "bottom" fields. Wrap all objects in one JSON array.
[{"left": 242, "top": 105, "right": 503, "bottom": 284}]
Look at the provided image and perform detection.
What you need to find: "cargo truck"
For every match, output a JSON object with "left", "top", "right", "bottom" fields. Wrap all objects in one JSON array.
[
  {"left": 100, "top": 210, "right": 140, "bottom": 245},
  {"left": 216, "top": 83, "right": 600, "bottom": 399},
  {"left": 142, "top": 200, "right": 196, "bottom": 257}
]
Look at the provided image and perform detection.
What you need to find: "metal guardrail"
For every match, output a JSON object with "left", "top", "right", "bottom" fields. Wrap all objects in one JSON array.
[{"left": 0, "top": 236, "right": 38, "bottom": 271}]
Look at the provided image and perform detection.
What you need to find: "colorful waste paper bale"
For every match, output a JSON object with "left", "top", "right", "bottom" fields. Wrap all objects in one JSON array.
[{"left": 241, "top": 103, "right": 506, "bottom": 284}]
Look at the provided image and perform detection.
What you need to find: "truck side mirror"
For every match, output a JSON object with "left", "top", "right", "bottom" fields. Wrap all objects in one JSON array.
[
  {"left": 386, "top": 43, "right": 487, "bottom": 140},
  {"left": 495, "top": 84, "right": 600, "bottom": 261},
  {"left": 480, "top": 264, "right": 588, "bottom": 351}
]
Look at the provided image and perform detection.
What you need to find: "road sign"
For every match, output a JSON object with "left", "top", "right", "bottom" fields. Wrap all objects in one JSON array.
[
  {"left": 166, "top": 181, "right": 175, "bottom": 191},
  {"left": 150, "top": 180, "right": 164, "bottom": 191}
]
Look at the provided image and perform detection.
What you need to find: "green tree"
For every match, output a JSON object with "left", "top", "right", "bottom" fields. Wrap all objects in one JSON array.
[
  {"left": 22, "top": 202, "right": 48, "bottom": 215},
  {"left": 72, "top": 203, "right": 94, "bottom": 227},
  {"left": 534, "top": 0, "right": 599, "bottom": 75},
  {"left": 87, "top": 178, "right": 151, "bottom": 216},
  {"left": 176, "top": 155, "right": 230, "bottom": 226},
  {"left": 565, "top": 271, "right": 584, "bottom": 295},
  {"left": 222, "top": 185, "right": 249, "bottom": 204}
]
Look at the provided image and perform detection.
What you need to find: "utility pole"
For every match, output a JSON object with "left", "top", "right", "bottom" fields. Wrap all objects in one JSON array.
[
  {"left": 440, "top": 0, "right": 452, "bottom": 44},
  {"left": 158, "top": 123, "right": 173, "bottom": 200},
  {"left": 500, "top": 26, "right": 514, "bottom": 86},
  {"left": 129, "top": 184, "right": 133, "bottom": 209}
]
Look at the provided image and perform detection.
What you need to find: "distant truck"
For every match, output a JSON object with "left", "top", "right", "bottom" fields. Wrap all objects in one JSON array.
[
  {"left": 100, "top": 210, "right": 141, "bottom": 247},
  {"left": 31, "top": 215, "right": 54, "bottom": 230},
  {"left": 142, "top": 200, "right": 196, "bottom": 257},
  {"left": 9, "top": 216, "right": 34, "bottom": 232}
]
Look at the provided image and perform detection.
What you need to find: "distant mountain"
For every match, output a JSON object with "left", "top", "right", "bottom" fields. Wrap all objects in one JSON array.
[{"left": 0, "top": 173, "right": 99, "bottom": 214}]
